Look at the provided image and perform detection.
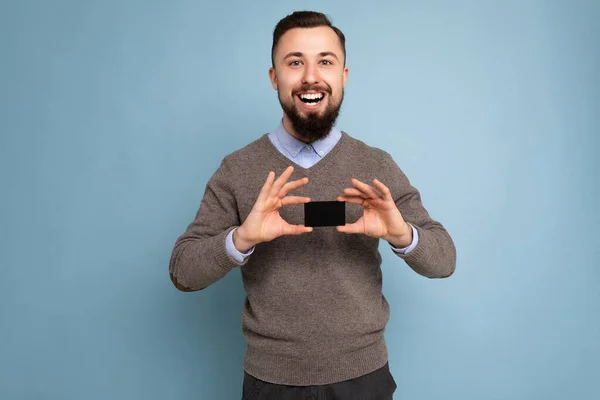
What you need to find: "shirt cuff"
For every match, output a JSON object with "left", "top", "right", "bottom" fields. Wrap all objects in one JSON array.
[
  {"left": 226, "top": 227, "right": 255, "bottom": 263},
  {"left": 389, "top": 223, "right": 419, "bottom": 255}
]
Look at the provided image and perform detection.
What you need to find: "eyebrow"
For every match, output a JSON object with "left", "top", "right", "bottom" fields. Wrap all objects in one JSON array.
[{"left": 283, "top": 51, "right": 340, "bottom": 61}]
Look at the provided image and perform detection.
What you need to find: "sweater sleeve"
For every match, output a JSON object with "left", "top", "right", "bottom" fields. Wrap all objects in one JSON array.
[
  {"left": 168, "top": 157, "right": 249, "bottom": 291},
  {"left": 385, "top": 153, "right": 457, "bottom": 278}
]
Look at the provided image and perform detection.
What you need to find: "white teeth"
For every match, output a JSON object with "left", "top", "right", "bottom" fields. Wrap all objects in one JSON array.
[{"left": 299, "top": 93, "right": 324, "bottom": 100}]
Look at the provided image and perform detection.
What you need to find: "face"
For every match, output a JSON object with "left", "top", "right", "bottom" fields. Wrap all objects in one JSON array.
[{"left": 269, "top": 26, "right": 349, "bottom": 143}]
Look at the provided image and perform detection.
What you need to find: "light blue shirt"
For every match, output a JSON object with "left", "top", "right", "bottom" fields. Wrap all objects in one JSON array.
[{"left": 225, "top": 122, "right": 419, "bottom": 262}]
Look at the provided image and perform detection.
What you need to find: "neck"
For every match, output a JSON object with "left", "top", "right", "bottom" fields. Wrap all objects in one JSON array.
[{"left": 282, "top": 114, "right": 312, "bottom": 144}]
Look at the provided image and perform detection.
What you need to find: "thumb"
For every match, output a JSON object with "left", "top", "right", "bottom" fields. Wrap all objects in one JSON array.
[
  {"left": 336, "top": 221, "right": 363, "bottom": 234},
  {"left": 281, "top": 221, "right": 313, "bottom": 236}
]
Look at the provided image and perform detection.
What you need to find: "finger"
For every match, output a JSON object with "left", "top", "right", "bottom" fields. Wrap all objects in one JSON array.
[
  {"left": 281, "top": 196, "right": 311, "bottom": 206},
  {"left": 351, "top": 178, "right": 382, "bottom": 199},
  {"left": 270, "top": 166, "right": 295, "bottom": 197},
  {"left": 336, "top": 195, "right": 365, "bottom": 206},
  {"left": 336, "top": 220, "right": 364, "bottom": 234},
  {"left": 372, "top": 178, "right": 393, "bottom": 202},
  {"left": 281, "top": 222, "right": 313, "bottom": 235},
  {"left": 256, "top": 171, "right": 275, "bottom": 202},
  {"left": 342, "top": 187, "right": 368, "bottom": 198},
  {"left": 279, "top": 177, "right": 309, "bottom": 197}
]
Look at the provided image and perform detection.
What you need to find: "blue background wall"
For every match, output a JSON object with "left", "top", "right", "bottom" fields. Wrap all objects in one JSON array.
[{"left": 1, "top": 1, "right": 598, "bottom": 399}]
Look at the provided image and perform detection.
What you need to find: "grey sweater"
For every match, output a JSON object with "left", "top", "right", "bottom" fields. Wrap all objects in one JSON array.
[{"left": 169, "top": 131, "right": 456, "bottom": 386}]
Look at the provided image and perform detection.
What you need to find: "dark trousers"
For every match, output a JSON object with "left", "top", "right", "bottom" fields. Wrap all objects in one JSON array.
[{"left": 242, "top": 362, "right": 397, "bottom": 400}]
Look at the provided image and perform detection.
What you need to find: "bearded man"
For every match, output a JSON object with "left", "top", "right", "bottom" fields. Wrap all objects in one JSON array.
[{"left": 169, "top": 10, "right": 456, "bottom": 400}]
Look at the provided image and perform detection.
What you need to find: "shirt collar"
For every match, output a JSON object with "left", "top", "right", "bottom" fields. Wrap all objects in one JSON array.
[{"left": 273, "top": 120, "right": 341, "bottom": 159}]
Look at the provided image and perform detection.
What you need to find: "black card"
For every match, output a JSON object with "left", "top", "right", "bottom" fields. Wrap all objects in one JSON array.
[{"left": 304, "top": 201, "right": 346, "bottom": 227}]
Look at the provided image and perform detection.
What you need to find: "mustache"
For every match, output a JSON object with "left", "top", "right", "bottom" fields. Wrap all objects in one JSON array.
[{"left": 292, "top": 84, "right": 331, "bottom": 95}]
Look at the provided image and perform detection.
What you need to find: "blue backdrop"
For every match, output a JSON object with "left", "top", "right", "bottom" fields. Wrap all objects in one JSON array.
[{"left": 1, "top": 1, "right": 598, "bottom": 399}]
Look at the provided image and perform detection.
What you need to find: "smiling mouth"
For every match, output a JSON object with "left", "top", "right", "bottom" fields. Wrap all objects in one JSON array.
[{"left": 296, "top": 92, "right": 325, "bottom": 106}]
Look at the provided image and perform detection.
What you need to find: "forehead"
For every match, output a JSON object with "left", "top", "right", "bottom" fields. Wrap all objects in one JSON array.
[{"left": 275, "top": 26, "right": 343, "bottom": 59}]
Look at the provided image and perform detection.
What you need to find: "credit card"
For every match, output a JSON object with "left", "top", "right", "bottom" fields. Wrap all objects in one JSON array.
[{"left": 304, "top": 201, "right": 346, "bottom": 227}]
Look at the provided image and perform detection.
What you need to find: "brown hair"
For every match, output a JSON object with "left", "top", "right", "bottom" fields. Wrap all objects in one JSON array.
[{"left": 271, "top": 11, "right": 347, "bottom": 68}]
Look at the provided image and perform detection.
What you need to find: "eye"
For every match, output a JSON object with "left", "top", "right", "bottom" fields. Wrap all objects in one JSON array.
[
  {"left": 289, "top": 60, "right": 302, "bottom": 66},
  {"left": 320, "top": 60, "right": 333, "bottom": 65}
]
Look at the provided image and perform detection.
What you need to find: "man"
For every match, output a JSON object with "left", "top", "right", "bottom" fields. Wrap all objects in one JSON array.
[{"left": 169, "top": 11, "right": 456, "bottom": 400}]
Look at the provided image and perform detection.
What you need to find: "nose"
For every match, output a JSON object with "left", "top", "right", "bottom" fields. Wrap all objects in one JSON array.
[{"left": 301, "top": 62, "right": 320, "bottom": 85}]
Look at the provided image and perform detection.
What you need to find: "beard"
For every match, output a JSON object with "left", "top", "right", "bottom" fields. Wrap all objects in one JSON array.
[{"left": 278, "top": 86, "right": 344, "bottom": 143}]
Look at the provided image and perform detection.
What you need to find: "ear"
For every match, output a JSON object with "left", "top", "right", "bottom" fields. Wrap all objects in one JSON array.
[
  {"left": 342, "top": 66, "right": 349, "bottom": 88},
  {"left": 269, "top": 67, "right": 278, "bottom": 90}
]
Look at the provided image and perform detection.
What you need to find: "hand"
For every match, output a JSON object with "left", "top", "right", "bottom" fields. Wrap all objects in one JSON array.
[
  {"left": 234, "top": 166, "right": 313, "bottom": 251},
  {"left": 336, "top": 178, "right": 413, "bottom": 247}
]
